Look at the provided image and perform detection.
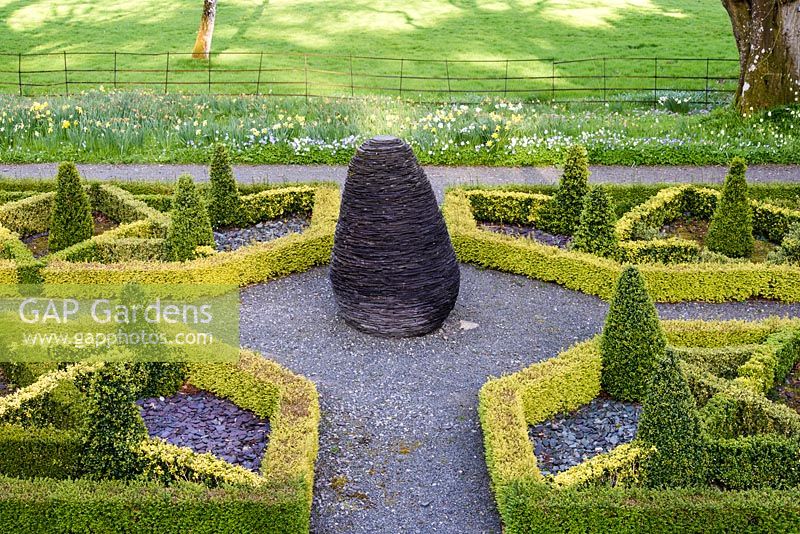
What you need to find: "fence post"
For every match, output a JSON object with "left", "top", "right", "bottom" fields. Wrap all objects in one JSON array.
[
  {"left": 304, "top": 54, "right": 308, "bottom": 102},
  {"left": 349, "top": 54, "right": 354, "bottom": 97},
  {"left": 653, "top": 57, "right": 658, "bottom": 108},
  {"left": 207, "top": 55, "right": 212, "bottom": 94},
  {"left": 256, "top": 52, "right": 263, "bottom": 95},
  {"left": 399, "top": 58, "right": 404, "bottom": 96},
  {"left": 63, "top": 51, "right": 69, "bottom": 95},
  {"left": 113, "top": 51, "right": 118, "bottom": 89},
  {"left": 705, "top": 58, "right": 710, "bottom": 106},
  {"left": 603, "top": 57, "right": 607, "bottom": 102},
  {"left": 551, "top": 60, "right": 556, "bottom": 101},
  {"left": 445, "top": 60, "right": 452, "bottom": 99},
  {"left": 503, "top": 60, "right": 509, "bottom": 98},
  {"left": 17, "top": 53, "right": 22, "bottom": 97},
  {"left": 164, "top": 52, "right": 170, "bottom": 94}
]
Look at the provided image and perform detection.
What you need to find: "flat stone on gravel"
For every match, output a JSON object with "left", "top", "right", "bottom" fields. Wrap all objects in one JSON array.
[
  {"left": 137, "top": 390, "right": 270, "bottom": 472},
  {"left": 214, "top": 215, "right": 309, "bottom": 252}
]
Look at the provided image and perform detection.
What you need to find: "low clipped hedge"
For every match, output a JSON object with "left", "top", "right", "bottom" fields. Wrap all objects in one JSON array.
[
  {"left": 41, "top": 185, "right": 338, "bottom": 286},
  {"left": 0, "top": 181, "right": 322, "bottom": 284},
  {"left": 0, "top": 425, "right": 81, "bottom": 479},
  {"left": 0, "top": 192, "right": 53, "bottom": 238},
  {"left": 0, "top": 477, "right": 309, "bottom": 533},
  {"left": 0, "top": 224, "right": 28, "bottom": 284},
  {"left": 479, "top": 318, "right": 800, "bottom": 532},
  {"left": 0, "top": 349, "right": 320, "bottom": 533},
  {"left": 445, "top": 188, "right": 800, "bottom": 302}
]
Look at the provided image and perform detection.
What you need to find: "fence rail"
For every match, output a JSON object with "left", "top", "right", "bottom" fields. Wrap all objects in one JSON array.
[{"left": 0, "top": 51, "right": 740, "bottom": 105}]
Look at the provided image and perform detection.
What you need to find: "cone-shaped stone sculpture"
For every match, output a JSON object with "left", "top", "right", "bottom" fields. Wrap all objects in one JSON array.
[{"left": 330, "top": 135, "right": 460, "bottom": 337}]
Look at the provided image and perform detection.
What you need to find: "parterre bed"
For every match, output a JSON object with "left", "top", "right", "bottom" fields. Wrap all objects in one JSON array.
[
  {"left": 479, "top": 317, "right": 800, "bottom": 533},
  {"left": 0, "top": 350, "right": 319, "bottom": 533},
  {"left": 0, "top": 178, "right": 338, "bottom": 286},
  {"left": 444, "top": 184, "right": 800, "bottom": 302}
]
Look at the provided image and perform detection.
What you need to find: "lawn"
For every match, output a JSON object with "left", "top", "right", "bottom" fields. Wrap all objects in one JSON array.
[{"left": 0, "top": 0, "right": 738, "bottom": 98}]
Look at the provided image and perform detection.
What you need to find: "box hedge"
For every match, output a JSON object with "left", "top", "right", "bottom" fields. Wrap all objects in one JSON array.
[{"left": 444, "top": 188, "right": 800, "bottom": 302}]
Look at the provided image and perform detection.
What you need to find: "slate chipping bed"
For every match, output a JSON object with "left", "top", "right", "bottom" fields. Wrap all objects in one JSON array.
[
  {"left": 529, "top": 396, "right": 641, "bottom": 476},
  {"left": 478, "top": 222, "right": 571, "bottom": 249},
  {"left": 240, "top": 265, "right": 800, "bottom": 534},
  {"left": 137, "top": 390, "right": 270, "bottom": 471},
  {"left": 214, "top": 215, "right": 309, "bottom": 252}
]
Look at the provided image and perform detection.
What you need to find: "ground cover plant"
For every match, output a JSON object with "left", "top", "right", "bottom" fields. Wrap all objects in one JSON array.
[
  {"left": 1, "top": 92, "right": 799, "bottom": 165},
  {"left": 479, "top": 267, "right": 800, "bottom": 532}
]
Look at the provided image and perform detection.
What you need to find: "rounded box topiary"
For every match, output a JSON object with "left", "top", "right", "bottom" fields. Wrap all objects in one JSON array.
[
  {"left": 570, "top": 185, "right": 618, "bottom": 258},
  {"left": 207, "top": 144, "right": 241, "bottom": 229},
  {"left": 706, "top": 158, "right": 755, "bottom": 258},
  {"left": 600, "top": 265, "right": 666, "bottom": 402},
  {"left": 165, "top": 174, "right": 215, "bottom": 262},
  {"left": 48, "top": 162, "right": 94, "bottom": 253}
]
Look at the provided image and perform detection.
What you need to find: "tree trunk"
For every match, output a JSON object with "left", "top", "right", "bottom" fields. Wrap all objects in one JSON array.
[
  {"left": 192, "top": 0, "right": 217, "bottom": 60},
  {"left": 721, "top": 0, "right": 800, "bottom": 113}
]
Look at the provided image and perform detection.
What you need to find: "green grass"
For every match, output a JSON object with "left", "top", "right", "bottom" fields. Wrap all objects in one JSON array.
[{"left": 0, "top": 0, "right": 738, "bottom": 98}]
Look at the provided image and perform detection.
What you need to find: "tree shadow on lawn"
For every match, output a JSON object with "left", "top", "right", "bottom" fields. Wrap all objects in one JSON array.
[{"left": 0, "top": 0, "right": 736, "bottom": 98}]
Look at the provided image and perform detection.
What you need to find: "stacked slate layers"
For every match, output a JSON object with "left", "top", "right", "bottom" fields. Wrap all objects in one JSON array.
[{"left": 330, "top": 136, "right": 460, "bottom": 337}]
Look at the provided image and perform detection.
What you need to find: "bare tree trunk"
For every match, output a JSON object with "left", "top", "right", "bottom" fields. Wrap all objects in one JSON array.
[
  {"left": 192, "top": 0, "right": 217, "bottom": 60},
  {"left": 721, "top": 0, "right": 800, "bottom": 112}
]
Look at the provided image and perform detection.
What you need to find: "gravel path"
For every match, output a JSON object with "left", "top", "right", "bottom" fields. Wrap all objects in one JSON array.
[
  {"left": 214, "top": 215, "right": 310, "bottom": 252},
  {"left": 137, "top": 391, "right": 270, "bottom": 471},
  {"left": 2, "top": 164, "right": 798, "bottom": 204},
  {"left": 529, "top": 397, "right": 641, "bottom": 476},
  {"left": 239, "top": 265, "right": 800, "bottom": 534}
]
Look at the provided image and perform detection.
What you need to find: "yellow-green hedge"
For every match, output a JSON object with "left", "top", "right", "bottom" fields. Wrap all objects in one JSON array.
[
  {"left": 0, "top": 192, "right": 54, "bottom": 238},
  {"left": 444, "top": 189, "right": 800, "bottom": 302},
  {"left": 41, "top": 185, "right": 338, "bottom": 286}
]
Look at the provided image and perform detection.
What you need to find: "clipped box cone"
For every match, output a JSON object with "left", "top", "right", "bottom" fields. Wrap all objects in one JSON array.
[{"left": 330, "top": 136, "right": 460, "bottom": 337}]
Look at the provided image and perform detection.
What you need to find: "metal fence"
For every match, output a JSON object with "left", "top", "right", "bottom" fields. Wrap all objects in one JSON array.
[{"left": 0, "top": 51, "right": 740, "bottom": 104}]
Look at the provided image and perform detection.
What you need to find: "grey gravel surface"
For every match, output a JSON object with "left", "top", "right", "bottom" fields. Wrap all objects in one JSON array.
[
  {"left": 2, "top": 163, "right": 798, "bottom": 204},
  {"left": 529, "top": 397, "right": 641, "bottom": 475},
  {"left": 137, "top": 391, "right": 270, "bottom": 471},
  {"left": 239, "top": 265, "right": 800, "bottom": 534},
  {"left": 479, "top": 222, "right": 571, "bottom": 249},
  {"left": 214, "top": 215, "right": 310, "bottom": 252}
]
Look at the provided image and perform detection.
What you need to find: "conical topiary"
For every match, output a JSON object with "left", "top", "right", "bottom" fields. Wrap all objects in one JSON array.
[
  {"left": 706, "top": 158, "right": 754, "bottom": 258},
  {"left": 207, "top": 144, "right": 240, "bottom": 228},
  {"left": 539, "top": 144, "right": 590, "bottom": 235},
  {"left": 165, "top": 175, "right": 214, "bottom": 262},
  {"left": 79, "top": 361, "right": 147, "bottom": 480},
  {"left": 637, "top": 350, "right": 708, "bottom": 488},
  {"left": 49, "top": 162, "right": 94, "bottom": 252},
  {"left": 600, "top": 265, "right": 666, "bottom": 401},
  {"left": 570, "top": 186, "right": 618, "bottom": 257}
]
